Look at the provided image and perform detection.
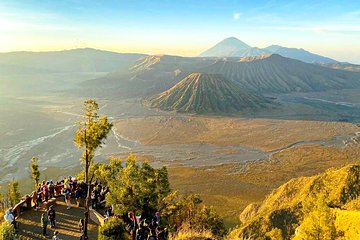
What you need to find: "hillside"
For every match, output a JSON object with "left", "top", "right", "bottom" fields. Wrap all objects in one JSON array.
[
  {"left": 0, "top": 48, "right": 145, "bottom": 72},
  {"left": 90, "top": 53, "right": 360, "bottom": 98},
  {"left": 144, "top": 73, "right": 271, "bottom": 114},
  {"left": 265, "top": 45, "right": 337, "bottom": 63},
  {"left": 202, "top": 54, "right": 360, "bottom": 93},
  {"left": 229, "top": 164, "right": 360, "bottom": 239},
  {"left": 319, "top": 62, "right": 360, "bottom": 72}
]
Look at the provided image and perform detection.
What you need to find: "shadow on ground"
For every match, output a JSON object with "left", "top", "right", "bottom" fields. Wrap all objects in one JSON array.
[{"left": 17, "top": 199, "right": 98, "bottom": 240}]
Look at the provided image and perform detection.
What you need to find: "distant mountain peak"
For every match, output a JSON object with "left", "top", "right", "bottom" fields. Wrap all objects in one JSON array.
[
  {"left": 199, "top": 37, "right": 251, "bottom": 57},
  {"left": 220, "top": 37, "right": 250, "bottom": 46},
  {"left": 200, "top": 38, "right": 338, "bottom": 63}
]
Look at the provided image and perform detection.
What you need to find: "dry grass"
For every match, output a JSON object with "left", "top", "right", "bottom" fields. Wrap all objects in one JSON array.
[
  {"left": 168, "top": 144, "right": 360, "bottom": 227},
  {"left": 114, "top": 116, "right": 359, "bottom": 151}
]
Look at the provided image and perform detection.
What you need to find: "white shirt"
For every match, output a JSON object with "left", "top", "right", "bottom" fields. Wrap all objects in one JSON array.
[{"left": 4, "top": 211, "right": 14, "bottom": 223}]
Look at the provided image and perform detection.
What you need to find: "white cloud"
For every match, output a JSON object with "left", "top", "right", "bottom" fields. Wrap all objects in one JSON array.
[{"left": 233, "top": 12, "right": 241, "bottom": 21}]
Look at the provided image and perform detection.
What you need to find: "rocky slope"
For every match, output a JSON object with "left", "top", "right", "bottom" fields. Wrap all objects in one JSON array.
[
  {"left": 144, "top": 73, "right": 271, "bottom": 114},
  {"left": 86, "top": 53, "right": 360, "bottom": 98},
  {"left": 201, "top": 54, "right": 360, "bottom": 93}
]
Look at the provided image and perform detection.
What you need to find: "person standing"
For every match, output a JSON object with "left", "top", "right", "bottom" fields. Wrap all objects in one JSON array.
[
  {"left": 78, "top": 218, "right": 84, "bottom": 236},
  {"left": 4, "top": 209, "right": 17, "bottom": 230},
  {"left": 48, "top": 205, "right": 56, "bottom": 228},
  {"left": 153, "top": 212, "right": 161, "bottom": 226},
  {"left": 41, "top": 213, "right": 49, "bottom": 236},
  {"left": 75, "top": 186, "right": 82, "bottom": 207},
  {"left": 63, "top": 183, "right": 71, "bottom": 209},
  {"left": 42, "top": 181, "right": 49, "bottom": 202},
  {"left": 49, "top": 181, "right": 55, "bottom": 198}
]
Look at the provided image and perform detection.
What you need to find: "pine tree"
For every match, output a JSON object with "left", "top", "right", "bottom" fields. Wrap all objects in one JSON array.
[
  {"left": 7, "top": 180, "right": 21, "bottom": 206},
  {"left": 30, "top": 156, "right": 40, "bottom": 190},
  {"left": 74, "top": 99, "right": 112, "bottom": 238}
]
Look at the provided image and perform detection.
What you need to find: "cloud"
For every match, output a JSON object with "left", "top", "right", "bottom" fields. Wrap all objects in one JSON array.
[{"left": 233, "top": 12, "right": 241, "bottom": 21}]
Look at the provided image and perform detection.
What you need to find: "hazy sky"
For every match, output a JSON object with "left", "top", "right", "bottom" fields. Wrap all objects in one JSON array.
[{"left": 0, "top": 0, "right": 359, "bottom": 63}]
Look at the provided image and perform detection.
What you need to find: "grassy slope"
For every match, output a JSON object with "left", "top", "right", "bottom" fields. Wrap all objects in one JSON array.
[
  {"left": 168, "top": 144, "right": 360, "bottom": 227},
  {"left": 229, "top": 164, "right": 360, "bottom": 239}
]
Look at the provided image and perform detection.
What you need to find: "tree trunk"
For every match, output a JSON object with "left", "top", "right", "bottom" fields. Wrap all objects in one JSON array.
[{"left": 84, "top": 130, "right": 89, "bottom": 239}]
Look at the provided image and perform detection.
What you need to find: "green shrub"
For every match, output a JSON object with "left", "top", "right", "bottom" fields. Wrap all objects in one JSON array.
[
  {"left": 98, "top": 217, "right": 126, "bottom": 240},
  {"left": 0, "top": 221, "right": 15, "bottom": 240}
]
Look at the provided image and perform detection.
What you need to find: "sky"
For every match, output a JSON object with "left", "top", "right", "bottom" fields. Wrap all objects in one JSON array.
[{"left": 0, "top": 0, "right": 359, "bottom": 63}]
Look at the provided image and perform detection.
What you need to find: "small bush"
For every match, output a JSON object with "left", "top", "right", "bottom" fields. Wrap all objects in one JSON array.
[
  {"left": 98, "top": 217, "right": 126, "bottom": 240},
  {"left": 0, "top": 221, "right": 15, "bottom": 240}
]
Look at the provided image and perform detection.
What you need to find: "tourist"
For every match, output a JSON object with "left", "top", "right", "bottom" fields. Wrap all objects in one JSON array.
[
  {"left": 148, "top": 221, "right": 157, "bottom": 237},
  {"left": 105, "top": 206, "right": 113, "bottom": 218},
  {"left": 78, "top": 218, "right": 84, "bottom": 234},
  {"left": 42, "top": 181, "right": 50, "bottom": 202},
  {"left": 53, "top": 230, "right": 60, "bottom": 240},
  {"left": 91, "top": 188, "right": 98, "bottom": 209},
  {"left": 32, "top": 191, "right": 39, "bottom": 210},
  {"left": 75, "top": 185, "right": 82, "bottom": 207},
  {"left": 55, "top": 181, "right": 63, "bottom": 196},
  {"left": 153, "top": 212, "right": 161, "bottom": 226},
  {"left": 41, "top": 212, "right": 49, "bottom": 236},
  {"left": 63, "top": 179, "right": 72, "bottom": 209},
  {"left": 48, "top": 205, "right": 56, "bottom": 228},
  {"left": 37, "top": 183, "right": 43, "bottom": 205},
  {"left": 4, "top": 209, "right": 17, "bottom": 230},
  {"left": 49, "top": 180, "right": 55, "bottom": 198},
  {"left": 156, "top": 226, "right": 166, "bottom": 240}
]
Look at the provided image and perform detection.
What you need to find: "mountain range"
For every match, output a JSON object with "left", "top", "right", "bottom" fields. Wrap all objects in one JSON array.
[
  {"left": 1, "top": 44, "right": 360, "bottom": 115},
  {"left": 199, "top": 37, "right": 338, "bottom": 64},
  {"left": 0, "top": 48, "right": 145, "bottom": 73},
  {"left": 94, "top": 53, "right": 360, "bottom": 99}
]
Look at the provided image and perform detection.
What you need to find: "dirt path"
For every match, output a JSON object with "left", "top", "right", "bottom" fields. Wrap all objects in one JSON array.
[{"left": 17, "top": 199, "right": 98, "bottom": 240}]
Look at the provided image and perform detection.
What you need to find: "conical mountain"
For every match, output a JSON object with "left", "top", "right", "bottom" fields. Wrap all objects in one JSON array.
[
  {"left": 145, "top": 73, "right": 270, "bottom": 114},
  {"left": 199, "top": 37, "right": 252, "bottom": 57}
]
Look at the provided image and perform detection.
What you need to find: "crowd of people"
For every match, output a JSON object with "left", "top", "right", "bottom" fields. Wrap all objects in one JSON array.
[
  {"left": 125, "top": 211, "right": 168, "bottom": 240},
  {"left": 32, "top": 176, "right": 89, "bottom": 210},
  {"left": 4, "top": 176, "right": 169, "bottom": 240}
]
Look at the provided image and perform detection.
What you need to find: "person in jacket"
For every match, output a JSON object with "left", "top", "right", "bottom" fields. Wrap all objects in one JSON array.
[
  {"left": 48, "top": 205, "right": 56, "bottom": 228},
  {"left": 41, "top": 212, "right": 49, "bottom": 236}
]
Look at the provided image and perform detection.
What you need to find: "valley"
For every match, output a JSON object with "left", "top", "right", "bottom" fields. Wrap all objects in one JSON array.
[{"left": 1, "top": 45, "right": 360, "bottom": 232}]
